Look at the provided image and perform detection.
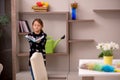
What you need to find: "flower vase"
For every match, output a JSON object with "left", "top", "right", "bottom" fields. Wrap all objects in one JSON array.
[
  {"left": 103, "top": 56, "right": 113, "bottom": 65},
  {"left": 71, "top": 8, "right": 77, "bottom": 20}
]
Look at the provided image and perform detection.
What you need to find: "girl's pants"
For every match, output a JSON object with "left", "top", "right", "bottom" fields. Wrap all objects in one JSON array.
[{"left": 30, "top": 66, "right": 35, "bottom": 80}]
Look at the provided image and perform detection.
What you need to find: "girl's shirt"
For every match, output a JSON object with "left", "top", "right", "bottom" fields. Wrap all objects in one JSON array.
[{"left": 25, "top": 30, "right": 47, "bottom": 58}]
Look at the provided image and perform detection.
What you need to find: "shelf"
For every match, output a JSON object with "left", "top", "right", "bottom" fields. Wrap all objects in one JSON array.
[
  {"left": 18, "top": 32, "right": 29, "bottom": 35},
  {"left": 46, "top": 52, "right": 68, "bottom": 56},
  {"left": 17, "top": 53, "right": 29, "bottom": 56},
  {"left": 19, "top": 11, "right": 69, "bottom": 15},
  {"left": 93, "top": 9, "right": 120, "bottom": 12},
  {"left": 68, "top": 19, "right": 94, "bottom": 23},
  {"left": 17, "top": 52, "right": 68, "bottom": 57},
  {"left": 16, "top": 71, "right": 68, "bottom": 80},
  {"left": 68, "top": 39, "right": 94, "bottom": 43}
]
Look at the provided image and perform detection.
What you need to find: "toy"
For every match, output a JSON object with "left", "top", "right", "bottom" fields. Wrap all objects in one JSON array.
[
  {"left": 93, "top": 63, "right": 103, "bottom": 71},
  {"left": 32, "top": 1, "right": 49, "bottom": 12},
  {"left": 114, "top": 62, "right": 120, "bottom": 72},
  {"left": 116, "top": 62, "right": 120, "bottom": 68},
  {"left": 87, "top": 63, "right": 95, "bottom": 70},
  {"left": 81, "top": 63, "right": 118, "bottom": 72},
  {"left": 102, "top": 65, "right": 115, "bottom": 72},
  {"left": 80, "top": 63, "right": 88, "bottom": 69},
  {"left": 45, "top": 35, "right": 65, "bottom": 54},
  {"left": 115, "top": 69, "right": 120, "bottom": 72}
]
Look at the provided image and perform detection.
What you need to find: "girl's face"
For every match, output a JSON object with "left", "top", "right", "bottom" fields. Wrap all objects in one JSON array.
[{"left": 32, "top": 21, "right": 43, "bottom": 33}]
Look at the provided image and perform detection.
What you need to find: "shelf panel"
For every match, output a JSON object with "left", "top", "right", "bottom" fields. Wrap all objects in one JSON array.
[
  {"left": 46, "top": 52, "right": 68, "bottom": 56},
  {"left": 68, "top": 19, "right": 94, "bottom": 23},
  {"left": 16, "top": 71, "right": 68, "bottom": 80},
  {"left": 17, "top": 52, "right": 68, "bottom": 57},
  {"left": 18, "top": 32, "right": 29, "bottom": 35},
  {"left": 17, "top": 53, "right": 29, "bottom": 56},
  {"left": 93, "top": 9, "right": 120, "bottom": 12},
  {"left": 68, "top": 39, "right": 94, "bottom": 43},
  {"left": 19, "top": 11, "right": 69, "bottom": 15}
]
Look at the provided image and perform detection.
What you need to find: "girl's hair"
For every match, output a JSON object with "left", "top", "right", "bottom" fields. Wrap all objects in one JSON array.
[{"left": 32, "top": 18, "right": 43, "bottom": 27}]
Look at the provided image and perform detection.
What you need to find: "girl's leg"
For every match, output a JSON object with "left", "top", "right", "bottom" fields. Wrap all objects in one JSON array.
[
  {"left": 43, "top": 53, "right": 46, "bottom": 65},
  {"left": 30, "top": 66, "right": 35, "bottom": 80}
]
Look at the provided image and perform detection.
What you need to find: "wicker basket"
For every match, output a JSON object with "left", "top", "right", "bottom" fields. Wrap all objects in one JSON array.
[{"left": 32, "top": 6, "right": 49, "bottom": 12}]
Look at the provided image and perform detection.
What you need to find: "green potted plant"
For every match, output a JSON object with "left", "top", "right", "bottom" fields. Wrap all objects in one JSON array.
[
  {"left": 96, "top": 42, "right": 119, "bottom": 65},
  {"left": 0, "top": 15, "right": 9, "bottom": 25},
  {"left": 0, "top": 15, "right": 9, "bottom": 37}
]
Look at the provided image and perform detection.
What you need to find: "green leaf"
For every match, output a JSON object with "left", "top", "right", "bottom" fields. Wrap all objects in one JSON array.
[
  {"left": 98, "top": 52, "right": 104, "bottom": 58},
  {"left": 0, "top": 15, "right": 9, "bottom": 25},
  {"left": 103, "top": 50, "right": 113, "bottom": 56}
]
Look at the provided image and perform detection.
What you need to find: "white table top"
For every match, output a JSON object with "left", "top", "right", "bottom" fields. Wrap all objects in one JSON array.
[
  {"left": 79, "top": 59, "right": 120, "bottom": 77},
  {"left": 79, "top": 69, "right": 120, "bottom": 76},
  {"left": 0, "top": 63, "right": 3, "bottom": 74}
]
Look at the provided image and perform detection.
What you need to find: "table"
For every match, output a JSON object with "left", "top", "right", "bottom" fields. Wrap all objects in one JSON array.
[
  {"left": 0, "top": 63, "right": 3, "bottom": 74},
  {"left": 79, "top": 59, "right": 120, "bottom": 80}
]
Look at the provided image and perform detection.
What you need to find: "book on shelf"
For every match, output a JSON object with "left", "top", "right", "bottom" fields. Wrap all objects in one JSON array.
[
  {"left": 19, "top": 20, "right": 31, "bottom": 33},
  {"left": 25, "top": 20, "right": 31, "bottom": 32},
  {"left": 19, "top": 21, "right": 24, "bottom": 32}
]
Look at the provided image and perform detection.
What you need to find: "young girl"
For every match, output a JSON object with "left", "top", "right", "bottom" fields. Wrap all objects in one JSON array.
[{"left": 25, "top": 18, "right": 47, "bottom": 80}]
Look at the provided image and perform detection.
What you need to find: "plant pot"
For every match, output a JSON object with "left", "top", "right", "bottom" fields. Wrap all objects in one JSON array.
[
  {"left": 71, "top": 8, "right": 77, "bottom": 20},
  {"left": 103, "top": 56, "right": 113, "bottom": 65}
]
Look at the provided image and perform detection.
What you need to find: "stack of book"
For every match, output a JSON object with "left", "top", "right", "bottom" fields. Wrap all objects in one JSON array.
[{"left": 19, "top": 20, "right": 31, "bottom": 33}]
